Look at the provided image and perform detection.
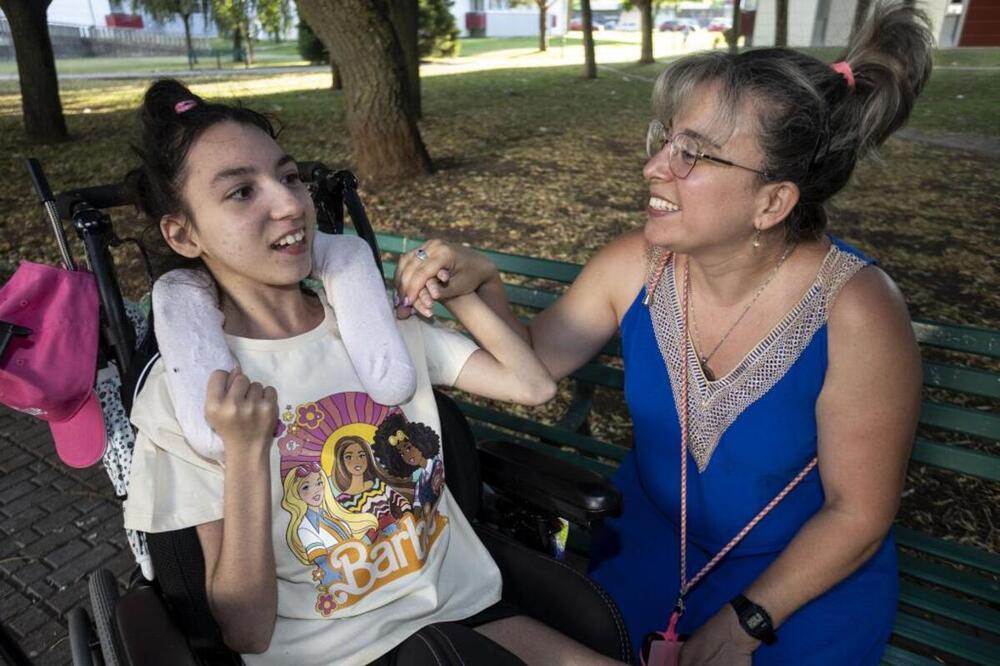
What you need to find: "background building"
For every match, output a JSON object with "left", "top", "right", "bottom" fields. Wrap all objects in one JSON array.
[
  {"left": 745, "top": 0, "right": 998, "bottom": 48},
  {"left": 452, "top": 0, "right": 569, "bottom": 38}
]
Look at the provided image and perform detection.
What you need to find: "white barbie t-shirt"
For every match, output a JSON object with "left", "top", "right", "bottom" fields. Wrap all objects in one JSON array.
[{"left": 123, "top": 298, "right": 502, "bottom": 666}]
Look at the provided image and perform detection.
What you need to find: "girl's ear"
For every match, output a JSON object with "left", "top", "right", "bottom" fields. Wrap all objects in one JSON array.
[{"left": 160, "top": 213, "right": 201, "bottom": 258}]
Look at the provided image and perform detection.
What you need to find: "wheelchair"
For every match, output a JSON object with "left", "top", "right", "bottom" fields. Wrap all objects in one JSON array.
[{"left": 20, "top": 159, "right": 633, "bottom": 666}]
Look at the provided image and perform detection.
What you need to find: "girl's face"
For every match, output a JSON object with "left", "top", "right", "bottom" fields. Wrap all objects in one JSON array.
[
  {"left": 397, "top": 439, "right": 426, "bottom": 467},
  {"left": 163, "top": 121, "right": 316, "bottom": 297},
  {"left": 642, "top": 83, "right": 767, "bottom": 255},
  {"left": 341, "top": 442, "right": 369, "bottom": 478},
  {"left": 298, "top": 472, "right": 325, "bottom": 508}
]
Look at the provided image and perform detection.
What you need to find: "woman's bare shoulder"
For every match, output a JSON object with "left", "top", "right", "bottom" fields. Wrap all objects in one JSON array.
[
  {"left": 826, "top": 264, "right": 919, "bottom": 370},
  {"left": 577, "top": 229, "right": 651, "bottom": 317}
]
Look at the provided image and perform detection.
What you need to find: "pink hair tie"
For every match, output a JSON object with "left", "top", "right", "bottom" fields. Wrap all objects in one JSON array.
[
  {"left": 174, "top": 99, "right": 197, "bottom": 114},
  {"left": 831, "top": 61, "right": 855, "bottom": 90}
]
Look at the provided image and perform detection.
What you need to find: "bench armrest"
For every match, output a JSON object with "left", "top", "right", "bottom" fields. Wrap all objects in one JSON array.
[{"left": 477, "top": 439, "right": 621, "bottom": 527}]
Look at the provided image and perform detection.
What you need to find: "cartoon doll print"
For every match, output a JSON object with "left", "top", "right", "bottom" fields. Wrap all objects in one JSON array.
[
  {"left": 373, "top": 414, "right": 445, "bottom": 520},
  {"left": 277, "top": 392, "right": 450, "bottom": 614},
  {"left": 280, "top": 462, "right": 349, "bottom": 588},
  {"left": 331, "top": 435, "right": 412, "bottom": 541}
]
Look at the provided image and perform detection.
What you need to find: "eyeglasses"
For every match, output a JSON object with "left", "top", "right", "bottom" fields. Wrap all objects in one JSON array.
[{"left": 645, "top": 119, "right": 770, "bottom": 180}]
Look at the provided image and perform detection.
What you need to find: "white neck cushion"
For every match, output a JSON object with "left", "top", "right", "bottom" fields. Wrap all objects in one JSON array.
[{"left": 151, "top": 232, "right": 416, "bottom": 460}]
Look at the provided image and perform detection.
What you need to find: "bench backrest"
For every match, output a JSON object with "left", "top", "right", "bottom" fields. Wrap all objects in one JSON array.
[{"left": 377, "top": 233, "right": 1000, "bottom": 484}]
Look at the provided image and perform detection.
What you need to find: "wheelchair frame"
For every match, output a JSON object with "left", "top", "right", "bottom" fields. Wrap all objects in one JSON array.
[{"left": 17, "top": 158, "right": 630, "bottom": 666}]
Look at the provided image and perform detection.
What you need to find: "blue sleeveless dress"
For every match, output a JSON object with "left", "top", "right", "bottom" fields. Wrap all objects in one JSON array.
[{"left": 589, "top": 239, "right": 897, "bottom": 664}]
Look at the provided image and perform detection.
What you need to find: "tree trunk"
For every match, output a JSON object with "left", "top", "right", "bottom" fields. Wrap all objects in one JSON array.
[
  {"left": 387, "top": 0, "right": 421, "bottom": 120},
  {"left": 775, "top": 0, "right": 788, "bottom": 47},
  {"left": 727, "top": 0, "right": 742, "bottom": 54},
  {"left": 851, "top": 0, "right": 872, "bottom": 41},
  {"left": 233, "top": 26, "right": 243, "bottom": 62},
  {"left": 331, "top": 61, "right": 343, "bottom": 90},
  {"left": 638, "top": 0, "right": 654, "bottom": 64},
  {"left": 244, "top": 19, "right": 255, "bottom": 66},
  {"left": 581, "top": 0, "right": 596, "bottom": 79},
  {"left": 182, "top": 13, "right": 197, "bottom": 68},
  {"left": 0, "top": 0, "right": 68, "bottom": 143},
  {"left": 537, "top": 0, "right": 547, "bottom": 52},
  {"left": 297, "top": 0, "right": 432, "bottom": 184}
]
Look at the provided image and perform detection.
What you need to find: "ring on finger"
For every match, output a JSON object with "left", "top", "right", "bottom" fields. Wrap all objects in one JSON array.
[{"left": 415, "top": 247, "right": 429, "bottom": 262}]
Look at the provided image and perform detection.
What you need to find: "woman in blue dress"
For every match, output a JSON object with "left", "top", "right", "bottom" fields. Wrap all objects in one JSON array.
[{"left": 395, "top": 2, "right": 931, "bottom": 662}]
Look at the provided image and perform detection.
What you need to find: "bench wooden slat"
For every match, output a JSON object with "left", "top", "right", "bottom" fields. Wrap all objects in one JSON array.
[
  {"left": 899, "top": 582, "right": 1000, "bottom": 635},
  {"left": 923, "top": 361, "right": 1000, "bottom": 399},
  {"left": 891, "top": 612, "right": 999, "bottom": 665},
  {"left": 919, "top": 401, "right": 1000, "bottom": 441},
  {"left": 458, "top": 401, "right": 630, "bottom": 462},
  {"left": 912, "top": 319, "right": 1000, "bottom": 359},
  {"left": 881, "top": 645, "right": 949, "bottom": 666},
  {"left": 909, "top": 438, "right": 1000, "bottom": 481},
  {"left": 570, "top": 363, "right": 625, "bottom": 390},
  {"left": 503, "top": 283, "right": 561, "bottom": 310},
  {"left": 895, "top": 526, "right": 1000, "bottom": 577},
  {"left": 377, "top": 234, "right": 583, "bottom": 282},
  {"left": 898, "top": 553, "right": 1000, "bottom": 605},
  {"left": 469, "top": 423, "right": 617, "bottom": 477}
]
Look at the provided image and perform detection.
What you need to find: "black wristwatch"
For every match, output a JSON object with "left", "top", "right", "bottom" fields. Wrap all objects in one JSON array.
[{"left": 730, "top": 594, "right": 777, "bottom": 645}]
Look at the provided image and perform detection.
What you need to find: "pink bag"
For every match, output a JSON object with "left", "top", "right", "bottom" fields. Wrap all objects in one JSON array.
[{"left": 0, "top": 261, "right": 105, "bottom": 467}]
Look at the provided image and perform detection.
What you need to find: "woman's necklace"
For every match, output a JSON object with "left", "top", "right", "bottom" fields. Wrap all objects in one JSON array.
[{"left": 688, "top": 244, "right": 795, "bottom": 381}]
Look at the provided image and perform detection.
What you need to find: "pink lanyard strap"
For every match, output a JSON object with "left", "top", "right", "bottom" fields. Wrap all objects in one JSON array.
[{"left": 673, "top": 257, "right": 817, "bottom": 614}]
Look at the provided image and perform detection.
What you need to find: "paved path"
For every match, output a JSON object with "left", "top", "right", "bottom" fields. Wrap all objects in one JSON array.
[{"left": 0, "top": 407, "right": 132, "bottom": 666}]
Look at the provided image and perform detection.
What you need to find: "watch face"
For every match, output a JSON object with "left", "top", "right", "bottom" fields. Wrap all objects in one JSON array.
[{"left": 746, "top": 612, "right": 765, "bottom": 631}]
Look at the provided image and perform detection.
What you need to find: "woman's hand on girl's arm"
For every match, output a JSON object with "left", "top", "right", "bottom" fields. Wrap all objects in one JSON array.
[
  {"left": 197, "top": 368, "right": 279, "bottom": 653},
  {"left": 394, "top": 240, "right": 500, "bottom": 319},
  {"left": 447, "top": 292, "right": 557, "bottom": 406},
  {"left": 398, "top": 231, "right": 648, "bottom": 382}
]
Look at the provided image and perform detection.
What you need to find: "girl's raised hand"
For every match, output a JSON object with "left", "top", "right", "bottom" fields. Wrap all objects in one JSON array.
[{"left": 204, "top": 366, "right": 278, "bottom": 455}]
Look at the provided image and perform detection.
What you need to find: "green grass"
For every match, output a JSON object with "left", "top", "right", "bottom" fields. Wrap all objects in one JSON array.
[
  {"left": 0, "top": 41, "right": 307, "bottom": 76},
  {"left": 910, "top": 69, "right": 1000, "bottom": 135}
]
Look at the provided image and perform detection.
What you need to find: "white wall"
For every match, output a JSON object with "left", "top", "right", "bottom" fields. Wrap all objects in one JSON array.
[
  {"left": 48, "top": 0, "right": 113, "bottom": 26},
  {"left": 485, "top": 10, "right": 559, "bottom": 37},
  {"left": 452, "top": 0, "right": 474, "bottom": 37},
  {"left": 751, "top": 0, "right": 825, "bottom": 46},
  {"left": 453, "top": 0, "right": 567, "bottom": 38}
]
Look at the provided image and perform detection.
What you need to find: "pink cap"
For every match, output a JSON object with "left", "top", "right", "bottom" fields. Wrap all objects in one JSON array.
[{"left": 0, "top": 262, "right": 106, "bottom": 468}]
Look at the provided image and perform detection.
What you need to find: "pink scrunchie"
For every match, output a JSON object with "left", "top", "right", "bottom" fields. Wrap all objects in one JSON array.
[
  {"left": 831, "top": 61, "right": 855, "bottom": 90},
  {"left": 174, "top": 99, "right": 197, "bottom": 114}
]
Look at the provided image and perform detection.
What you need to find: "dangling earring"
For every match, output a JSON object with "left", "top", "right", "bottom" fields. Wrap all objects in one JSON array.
[{"left": 752, "top": 227, "right": 761, "bottom": 249}]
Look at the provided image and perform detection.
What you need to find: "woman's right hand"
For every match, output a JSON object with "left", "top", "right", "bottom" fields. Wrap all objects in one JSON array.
[
  {"left": 394, "top": 240, "right": 497, "bottom": 318},
  {"left": 204, "top": 367, "right": 278, "bottom": 455}
]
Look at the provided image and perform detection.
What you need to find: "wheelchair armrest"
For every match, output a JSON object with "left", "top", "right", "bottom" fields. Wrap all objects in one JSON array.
[
  {"left": 115, "top": 585, "right": 199, "bottom": 666},
  {"left": 477, "top": 439, "right": 621, "bottom": 527}
]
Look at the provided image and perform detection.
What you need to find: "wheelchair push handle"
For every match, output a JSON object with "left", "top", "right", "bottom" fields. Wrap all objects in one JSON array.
[
  {"left": 298, "top": 163, "right": 385, "bottom": 279},
  {"left": 25, "top": 158, "right": 76, "bottom": 271}
]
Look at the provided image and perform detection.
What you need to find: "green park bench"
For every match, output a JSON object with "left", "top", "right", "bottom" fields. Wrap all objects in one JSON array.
[{"left": 378, "top": 232, "right": 1000, "bottom": 666}]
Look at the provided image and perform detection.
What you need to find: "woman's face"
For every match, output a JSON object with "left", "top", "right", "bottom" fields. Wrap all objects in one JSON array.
[
  {"left": 298, "top": 472, "right": 325, "bottom": 508},
  {"left": 341, "top": 442, "right": 369, "bottom": 478},
  {"left": 166, "top": 120, "right": 316, "bottom": 296},
  {"left": 642, "top": 83, "right": 767, "bottom": 255}
]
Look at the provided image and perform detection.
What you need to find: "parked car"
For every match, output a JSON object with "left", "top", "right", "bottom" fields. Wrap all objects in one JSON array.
[
  {"left": 659, "top": 18, "right": 699, "bottom": 32},
  {"left": 706, "top": 18, "right": 730, "bottom": 32},
  {"left": 569, "top": 18, "right": 605, "bottom": 31}
]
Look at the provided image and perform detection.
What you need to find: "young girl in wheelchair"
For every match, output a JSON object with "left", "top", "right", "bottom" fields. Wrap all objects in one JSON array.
[{"left": 120, "top": 79, "right": 621, "bottom": 666}]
